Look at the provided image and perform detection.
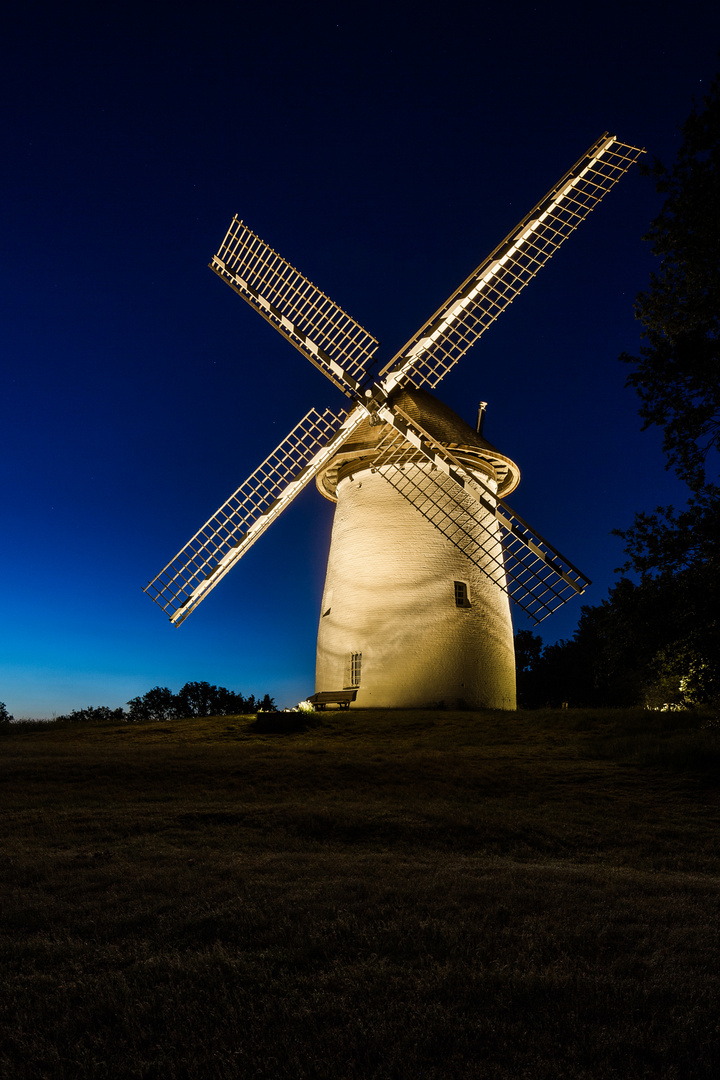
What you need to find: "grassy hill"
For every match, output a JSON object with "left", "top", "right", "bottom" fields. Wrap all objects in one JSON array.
[{"left": 2, "top": 708, "right": 719, "bottom": 1078}]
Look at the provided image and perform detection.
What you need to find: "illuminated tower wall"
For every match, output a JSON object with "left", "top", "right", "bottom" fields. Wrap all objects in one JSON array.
[{"left": 314, "top": 389, "right": 519, "bottom": 709}]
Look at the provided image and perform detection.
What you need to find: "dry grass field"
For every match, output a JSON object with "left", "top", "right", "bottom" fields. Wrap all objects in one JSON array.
[{"left": 1, "top": 707, "right": 719, "bottom": 1079}]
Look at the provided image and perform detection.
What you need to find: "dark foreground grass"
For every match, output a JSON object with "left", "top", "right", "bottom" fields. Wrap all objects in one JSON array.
[{"left": 1, "top": 708, "right": 719, "bottom": 1079}]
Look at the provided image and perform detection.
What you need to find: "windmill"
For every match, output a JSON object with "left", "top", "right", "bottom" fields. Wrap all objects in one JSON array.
[{"left": 144, "top": 133, "right": 644, "bottom": 709}]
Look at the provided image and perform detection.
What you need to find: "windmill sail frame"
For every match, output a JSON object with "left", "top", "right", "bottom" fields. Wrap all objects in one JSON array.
[
  {"left": 379, "top": 135, "right": 644, "bottom": 394},
  {"left": 372, "top": 403, "right": 590, "bottom": 623},
  {"left": 144, "top": 405, "right": 366, "bottom": 624},
  {"left": 210, "top": 217, "right": 379, "bottom": 396},
  {"left": 145, "top": 133, "right": 643, "bottom": 625}
]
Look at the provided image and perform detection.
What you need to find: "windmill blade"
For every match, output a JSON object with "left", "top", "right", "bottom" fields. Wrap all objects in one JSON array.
[
  {"left": 373, "top": 403, "right": 590, "bottom": 622},
  {"left": 210, "top": 217, "right": 379, "bottom": 397},
  {"left": 144, "top": 405, "right": 368, "bottom": 625},
  {"left": 379, "top": 134, "right": 645, "bottom": 394}
]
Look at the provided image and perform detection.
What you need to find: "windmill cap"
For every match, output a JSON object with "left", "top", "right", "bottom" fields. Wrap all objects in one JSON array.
[{"left": 316, "top": 387, "right": 520, "bottom": 502}]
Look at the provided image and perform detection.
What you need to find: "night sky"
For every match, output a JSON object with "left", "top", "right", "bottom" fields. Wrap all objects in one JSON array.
[{"left": 3, "top": 2, "right": 719, "bottom": 716}]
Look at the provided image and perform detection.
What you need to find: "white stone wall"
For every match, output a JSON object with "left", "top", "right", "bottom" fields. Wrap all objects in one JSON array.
[{"left": 315, "top": 463, "right": 516, "bottom": 709}]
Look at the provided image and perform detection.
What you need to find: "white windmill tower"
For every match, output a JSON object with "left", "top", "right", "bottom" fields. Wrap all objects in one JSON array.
[{"left": 144, "top": 134, "right": 643, "bottom": 710}]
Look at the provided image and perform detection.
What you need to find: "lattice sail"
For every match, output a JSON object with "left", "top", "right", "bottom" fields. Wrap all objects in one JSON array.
[
  {"left": 373, "top": 405, "right": 590, "bottom": 622},
  {"left": 144, "top": 405, "right": 367, "bottom": 625},
  {"left": 145, "top": 133, "right": 641, "bottom": 626},
  {"left": 380, "top": 135, "right": 645, "bottom": 394},
  {"left": 211, "top": 217, "right": 379, "bottom": 396}
]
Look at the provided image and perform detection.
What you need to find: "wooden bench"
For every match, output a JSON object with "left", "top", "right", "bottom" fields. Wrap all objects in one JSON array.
[{"left": 307, "top": 689, "right": 358, "bottom": 710}]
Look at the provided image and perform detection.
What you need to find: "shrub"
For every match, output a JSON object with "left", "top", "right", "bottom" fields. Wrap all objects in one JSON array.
[
  {"left": 644, "top": 640, "right": 718, "bottom": 710},
  {"left": 251, "top": 711, "right": 318, "bottom": 734},
  {"left": 54, "top": 705, "right": 126, "bottom": 724}
]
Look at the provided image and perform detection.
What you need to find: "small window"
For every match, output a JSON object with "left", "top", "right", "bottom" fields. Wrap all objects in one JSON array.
[
  {"left": 350, "top": 652, "right": 362, "bottom": 687},
  {"left": 454, "top": 581, "right": 470, "bottom": 607}
]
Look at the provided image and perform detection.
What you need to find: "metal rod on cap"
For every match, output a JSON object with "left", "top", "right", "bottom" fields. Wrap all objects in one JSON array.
[{"left": 476, "top": 401, "right": 487, "bottom": 436}]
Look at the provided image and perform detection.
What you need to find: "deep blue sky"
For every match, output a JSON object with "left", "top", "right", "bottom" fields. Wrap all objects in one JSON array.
[{"left": 3, "top": 2, "right": 719, "bottom": 715}]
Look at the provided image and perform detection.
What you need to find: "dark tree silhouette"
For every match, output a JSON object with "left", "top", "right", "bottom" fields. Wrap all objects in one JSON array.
[
  {"left": 601, "top": 77, "right": 720, "bottom": 706},
  {"left": 620, "top": 76, "right": 720, "bottom": 489},
  {"left": 55, "top": 705, "right": 126, "bottom": 724},
  {"left": 174, "top": 681, "right": 224, "bottom": 717},
  {"left": 126, "top": 686, "right": 176, "bottom": 722},
  {"left": 514, "top": 630, "right": 543, "bottom": 707},
  {"left": 520, "top": 82, "right": 720, "bottom": 709}
]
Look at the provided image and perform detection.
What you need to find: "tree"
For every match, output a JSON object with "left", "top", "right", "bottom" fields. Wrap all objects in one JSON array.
[
  {"left": 611, "top": 491, "right": 720, "bottom": 708},
  {"left": 643, "top": 637, "right": 718, "bottom": 710},
  {"left": 526, "top": 82, "right": 720, "bottom": 708},
  {"left": 214, "top": 685, "right": 249, "bottom": 715},
  {"left": 0, "top": 702, "right": 14, "bottom": 727},
  {"left": 126, "top": 686, "right": 176, "bottom": 722},
  {"left": 614, "top": 483, "right": 720, "bottom": 579},
  {"left": 514, "top": 630, "right": 543, "bottom": 707},
  {"left": 124, "top": 682, "right": 273, "bottom": 721},
  {"left": 527, "top": 585, "right": 651, "bottom": 708},
  {"left": 55, "top": 705, "right": 126, "bottom": 724},
  {"left": 174, "top": 681, "right": 220, "bottom": 717},
  {"left": 620, "top": 76, "right": 720, "bottom": 489},
  {"left": 172, "top": 681, "right": 260, "bottom": 717},
  {"left": 520, "top": 566, "right": 719, "bottom": 709},
  {"left": 600, "top": 78, "right": 720, "bottom": 709}
]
